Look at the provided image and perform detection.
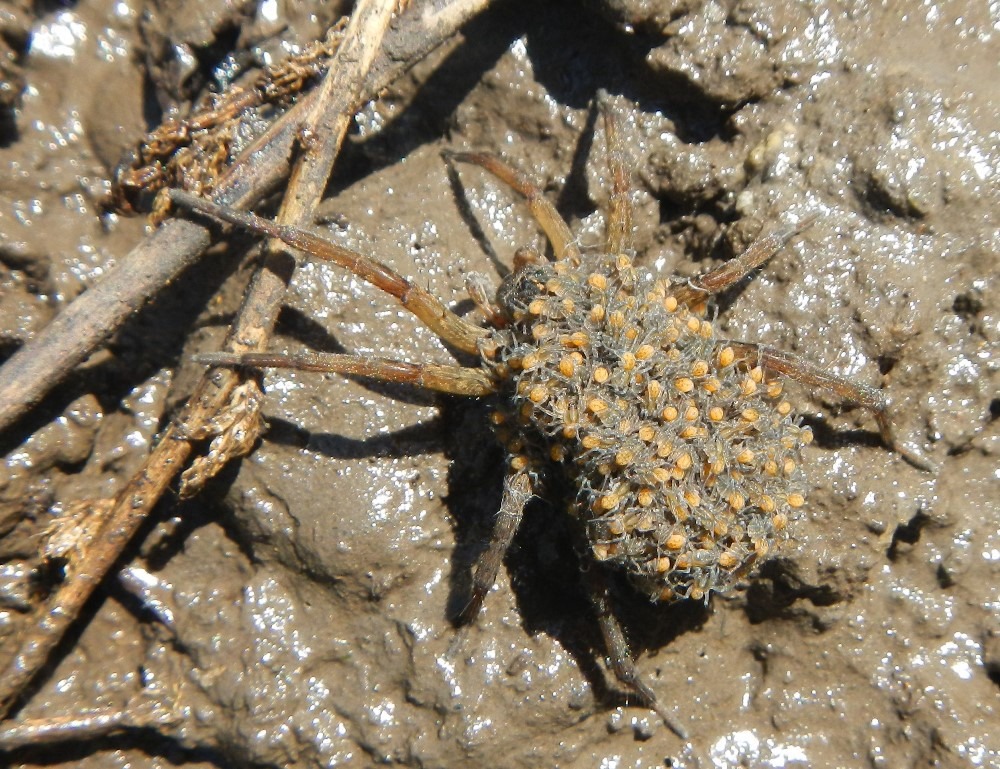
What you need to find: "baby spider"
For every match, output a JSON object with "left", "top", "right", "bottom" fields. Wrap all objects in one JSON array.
[{"left": 171, "top": 96, "right": 931, "bottom": 739}]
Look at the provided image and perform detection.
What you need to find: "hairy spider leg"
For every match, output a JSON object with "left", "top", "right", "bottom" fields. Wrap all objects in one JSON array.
[
  {"left": 584, "top": 566, "right": 688, "bottom": 739},
  {"left": 443, "top": 151, "right": 583, "bottom": 266},
  {"left": 193, "top": 350, "right": 495, "bottom": 396},
  {"left": 464, "top": 272, "right": 507, "bottom": 327},
  {"left": 169, "top": 189, "right": 488, "bottom": 355},
  {"left": 657, "top": 212, "right": 931, "bottom": 469},
  {"left": 726, "top": 342, "right": 935, "bottom": 471},
  {"left": 456, "top": 471, "right": 533, "bottom": 626},
  {"left": 668, "top": 215, "right": 817, "bottom": 308},
  {"left": 597, "top": 93, "right": 634, "bottom": 255}
]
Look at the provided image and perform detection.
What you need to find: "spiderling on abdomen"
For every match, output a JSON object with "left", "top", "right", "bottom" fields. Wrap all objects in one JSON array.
[{"left": 484, "top": 250, "right": 811, "bottom": 605}]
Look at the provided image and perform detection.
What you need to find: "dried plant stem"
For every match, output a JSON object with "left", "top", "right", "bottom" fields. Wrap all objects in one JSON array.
[
  {"left": 0, "top": 0, "right": 493, "bottom": 435},
  {"left": 0, "top": 0, "right": 495, "bottom": 721},
  {"left": 178, "top": 0, "right": 400, "bottom": 494},
  {"left": 0, "top": 700, "right": 178, "bottom": 751},
  {"left": 282, "top": 0, "right": 397, "bottom": 220},
  {"left": 0, "top": 220, "right": 210, "bottom": 432}
]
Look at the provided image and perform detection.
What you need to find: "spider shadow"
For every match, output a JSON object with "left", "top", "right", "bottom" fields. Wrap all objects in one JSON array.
[
  {"left": 1, "top": 728, "right": 232, "bottom": 769},
  {"left": 260, "top": 413, "right": 445, "bottom": 463},
  {"left": 799, "top": 412, "right": 886, "bottom": 453},
  {"left": 198, "top": 307, "right": 710, "bottom": 714},
  {"left": 335, "top": 0, "right": 730, "bottom": 232},
  {"left": 440, "top": 398, "right": 711, "bottom": 714}
]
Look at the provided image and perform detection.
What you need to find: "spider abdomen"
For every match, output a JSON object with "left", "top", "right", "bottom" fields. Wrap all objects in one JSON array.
[{"left": 484, "top": 252, "right": 813, "bottom": 603}]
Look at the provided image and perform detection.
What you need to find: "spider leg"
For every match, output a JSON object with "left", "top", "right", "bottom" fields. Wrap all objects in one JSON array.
[
  {"left": 443, "top": 151, "right": 583, "bottom": 266},
  {"left": 464, "top": 272, "right": 507, "bottom": 327},
  {"left": 584, "top": 566, "right": 688, "bottom": 739},
  {"left": 194, "top": 351, "right": 495, "bottom": 397},
  {"left": 169, "top": 190, "right": 487, "bottom": 355},
  {"left": 597, "top": 92, "right": 634, "bottom": 255},
  {"left": 726, "top": 341, "right": 935, "bottom": 471},
  {"left": 456, "top": 470, "right": 532, "bottom": 625},
  {"left": 669, "top": 216, "right": 817, "bottom": 308}
]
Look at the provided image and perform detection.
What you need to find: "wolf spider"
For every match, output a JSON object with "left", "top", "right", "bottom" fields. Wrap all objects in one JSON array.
[{"left": 171, "top": 96, "right": 930, "bottom": 739}]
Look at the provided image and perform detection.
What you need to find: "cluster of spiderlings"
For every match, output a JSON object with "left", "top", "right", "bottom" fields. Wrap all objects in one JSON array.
[{"left": 481, "top": 251, "right": 813, "bottom": 602}]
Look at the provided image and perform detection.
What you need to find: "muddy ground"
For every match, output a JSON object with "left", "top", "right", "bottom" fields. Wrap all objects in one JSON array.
[{"left": 1, "top": 0, "right": 998, "bottom": 767}]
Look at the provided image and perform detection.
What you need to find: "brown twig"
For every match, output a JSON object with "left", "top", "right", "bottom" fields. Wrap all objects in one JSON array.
[
  {"left": 0, "top": 0, "right": 494, "bottom": 435},
  {"left": 0, "top": 0, "right": 495, "bottom": 721},
  {"left": 178, "top": 0, "right": 400, "bottom": 495},
  {"left": 0, "top": 699, "right": 179, "bottom": 751}
]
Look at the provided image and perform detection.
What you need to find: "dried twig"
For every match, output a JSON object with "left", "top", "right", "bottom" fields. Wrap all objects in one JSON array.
[
  {"left": 0, "top": 0, "right": 494, "bottom": 435},
  {"left": 179, "top": 0, "right": 399, "bottom": 494},
  {"left": 0, "top": 699, "right": 179, "bottom": 751},
  {"left": 0, "top": 0, "right": 495, "bottom": 720}
]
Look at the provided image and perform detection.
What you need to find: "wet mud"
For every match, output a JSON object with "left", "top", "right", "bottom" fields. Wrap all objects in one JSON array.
[{"left": 1, "top": 1, "right": 998, "bottom": 767}]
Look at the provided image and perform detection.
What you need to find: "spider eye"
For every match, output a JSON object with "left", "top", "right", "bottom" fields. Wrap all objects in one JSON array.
[{"left": 496, "top": 266, "right": 550, "bottom": 320}]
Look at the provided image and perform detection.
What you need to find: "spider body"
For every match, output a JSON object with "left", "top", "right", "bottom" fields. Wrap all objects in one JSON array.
[
  {"left": 485, "top": 249, "right": 811, "bottom": 604},
  {"left": 174, "top": 95, "right": 929, "bottom": 738}
]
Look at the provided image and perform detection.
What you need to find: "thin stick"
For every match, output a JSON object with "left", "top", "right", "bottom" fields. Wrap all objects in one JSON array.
[
  {"left": 0, "top": 0, "right": 496, "bottom": 720},
  {"left": 0, "top": 702, "right": 177, "bottom": 751},
  {"left": 277, "top": 0, "right": 397, "bottom": 226},
  {"left": 0, "top": 0, "right": 493, "bottom": 435},
  {"left": 173, "top": 0, "right": 402, "bottom": 494}
]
